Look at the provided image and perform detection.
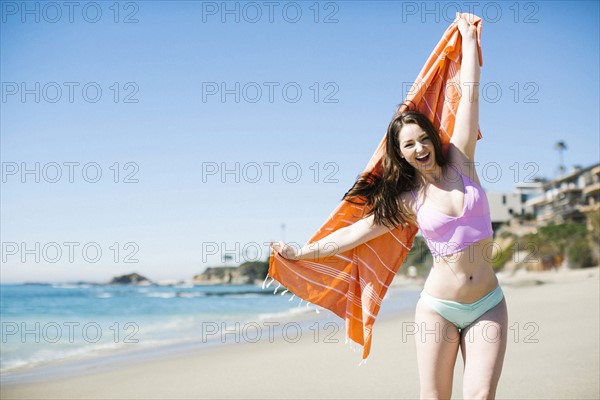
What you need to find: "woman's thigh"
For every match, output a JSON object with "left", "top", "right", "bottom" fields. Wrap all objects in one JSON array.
[
  {"left": 414, "top": 298, "right": 461, "bottom": 399},
  {"left": 460, "top": 298, "right": 508, "bottom": 399}
]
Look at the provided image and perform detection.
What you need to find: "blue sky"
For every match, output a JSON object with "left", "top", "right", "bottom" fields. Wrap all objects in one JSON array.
[{"left": 1, "top": 0, "right": 599, "bottom": 283}]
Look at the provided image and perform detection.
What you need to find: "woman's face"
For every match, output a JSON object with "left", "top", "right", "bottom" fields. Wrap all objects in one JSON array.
[{"left": 398, "top": 123, "right": 436, "bottom": 171}]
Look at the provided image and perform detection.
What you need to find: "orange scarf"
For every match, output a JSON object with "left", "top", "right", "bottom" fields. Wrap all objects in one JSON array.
[{"left": 266, "top": 13, "right": 483, "bottom": 364}]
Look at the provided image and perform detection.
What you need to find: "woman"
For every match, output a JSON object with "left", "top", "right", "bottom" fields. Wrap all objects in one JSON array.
[{"left": 271, "top": 17, "right": 507, "bottom": 400}]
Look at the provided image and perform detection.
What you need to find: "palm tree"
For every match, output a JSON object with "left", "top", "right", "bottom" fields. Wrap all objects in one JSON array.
[{"left": 554, "top": 141, "right": 567, "bottom": 175}]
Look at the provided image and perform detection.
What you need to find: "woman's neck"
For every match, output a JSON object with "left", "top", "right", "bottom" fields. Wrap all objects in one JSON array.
[{"left": 417, "top": 164, "right": 445, "bottom": 187}]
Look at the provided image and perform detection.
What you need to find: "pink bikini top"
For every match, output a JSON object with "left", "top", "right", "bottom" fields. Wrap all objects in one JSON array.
[{"left": 411, "top": 163, "right": 493, "bottom": 257}]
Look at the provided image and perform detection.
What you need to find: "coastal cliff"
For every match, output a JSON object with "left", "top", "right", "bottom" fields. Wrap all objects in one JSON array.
[
  {"left": 109, "top": 272, "right": 154, "bottom": 285},
  {"left": 105, "top": 262, "right": 269, "bottom": 287},
  {"left": 192, "top": 261, "right": 269, "bottom": 285}
]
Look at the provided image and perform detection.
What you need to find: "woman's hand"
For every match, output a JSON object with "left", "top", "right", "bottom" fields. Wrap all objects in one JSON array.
[
  {"left": 456, "top": 13, "right": 477, "bottom": 42},
  {"left": 270, "top": 241, "right": 301, "bottom": 261}
]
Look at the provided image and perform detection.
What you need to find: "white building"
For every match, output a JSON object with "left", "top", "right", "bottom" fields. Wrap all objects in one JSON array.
[
  {"left": 487, "top": 191, "right": 528, "bottom": 230},
  {"left": 524, "top": 163, "right": 600, "bottom": 225},
  {"left": 484, "top": 163, "right": 599, "bottom": 231}
]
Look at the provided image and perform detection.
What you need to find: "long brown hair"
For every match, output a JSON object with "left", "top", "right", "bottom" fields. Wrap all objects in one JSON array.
[{"left": 342, "top": 110, "right": 447, "bottom": 228}]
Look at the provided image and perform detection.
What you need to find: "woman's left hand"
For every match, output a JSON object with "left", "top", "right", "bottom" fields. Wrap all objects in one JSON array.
[{"left": 456, "top": 13, "right": 477, "bottom": 42}]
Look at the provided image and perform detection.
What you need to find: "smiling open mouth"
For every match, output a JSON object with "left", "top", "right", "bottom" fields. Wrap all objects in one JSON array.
[{"left": 416, "top": 153, "right": 430, "bottom": 163}]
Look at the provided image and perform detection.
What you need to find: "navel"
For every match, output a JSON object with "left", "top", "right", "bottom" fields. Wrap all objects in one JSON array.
[{"left": 469, "top": 275, "right": 473, "bottom": 281}]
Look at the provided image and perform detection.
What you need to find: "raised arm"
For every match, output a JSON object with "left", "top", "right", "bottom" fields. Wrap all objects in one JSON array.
[
  {"left": 449, "top": 16, "right": 481, "bottom": 162},
  {"left": 270, "top": 214, "right": 390, "bottom": 261}
]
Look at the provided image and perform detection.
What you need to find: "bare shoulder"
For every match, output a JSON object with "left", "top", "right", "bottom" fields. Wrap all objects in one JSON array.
[{"left": 399, "top": 190, "right": 418, "bottom": 220}]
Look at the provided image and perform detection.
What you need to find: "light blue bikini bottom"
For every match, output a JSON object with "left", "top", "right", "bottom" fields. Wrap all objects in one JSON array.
[{"left": 420, "top": 285, "right": 504, "bottom": 329}]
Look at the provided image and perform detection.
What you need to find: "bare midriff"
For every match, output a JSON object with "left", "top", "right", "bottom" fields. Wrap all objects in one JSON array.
[{"left": 423, "top": 236, "right": 498, "bottom": 303}]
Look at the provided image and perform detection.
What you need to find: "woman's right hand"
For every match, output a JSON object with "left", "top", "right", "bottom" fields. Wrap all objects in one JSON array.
[{"left": 270, "top": 241, "right": 301, "bottom": 261}]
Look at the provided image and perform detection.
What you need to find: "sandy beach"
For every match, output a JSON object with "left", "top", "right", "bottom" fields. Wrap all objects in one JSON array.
[{"left": 2, "top": 266, "right": 598, "bottom": 400}]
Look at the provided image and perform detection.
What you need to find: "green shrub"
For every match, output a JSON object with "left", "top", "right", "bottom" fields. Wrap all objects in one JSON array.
[
  {"left": 401, "top": 236, "right": 433, "bottom": 278},
  {"left": 567, "top": 238, "right": 594, "bottom": 268},
  {"left": 491, "top": 223, "right": 595, "bottom": 270},
  {"left": 491, "top": 240, "right": 514, "bottom": 271}
]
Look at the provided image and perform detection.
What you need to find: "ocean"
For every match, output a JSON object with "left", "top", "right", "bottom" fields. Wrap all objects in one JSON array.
[{"left": 0, "top": 282, "right": 420, "bottom": 375}]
